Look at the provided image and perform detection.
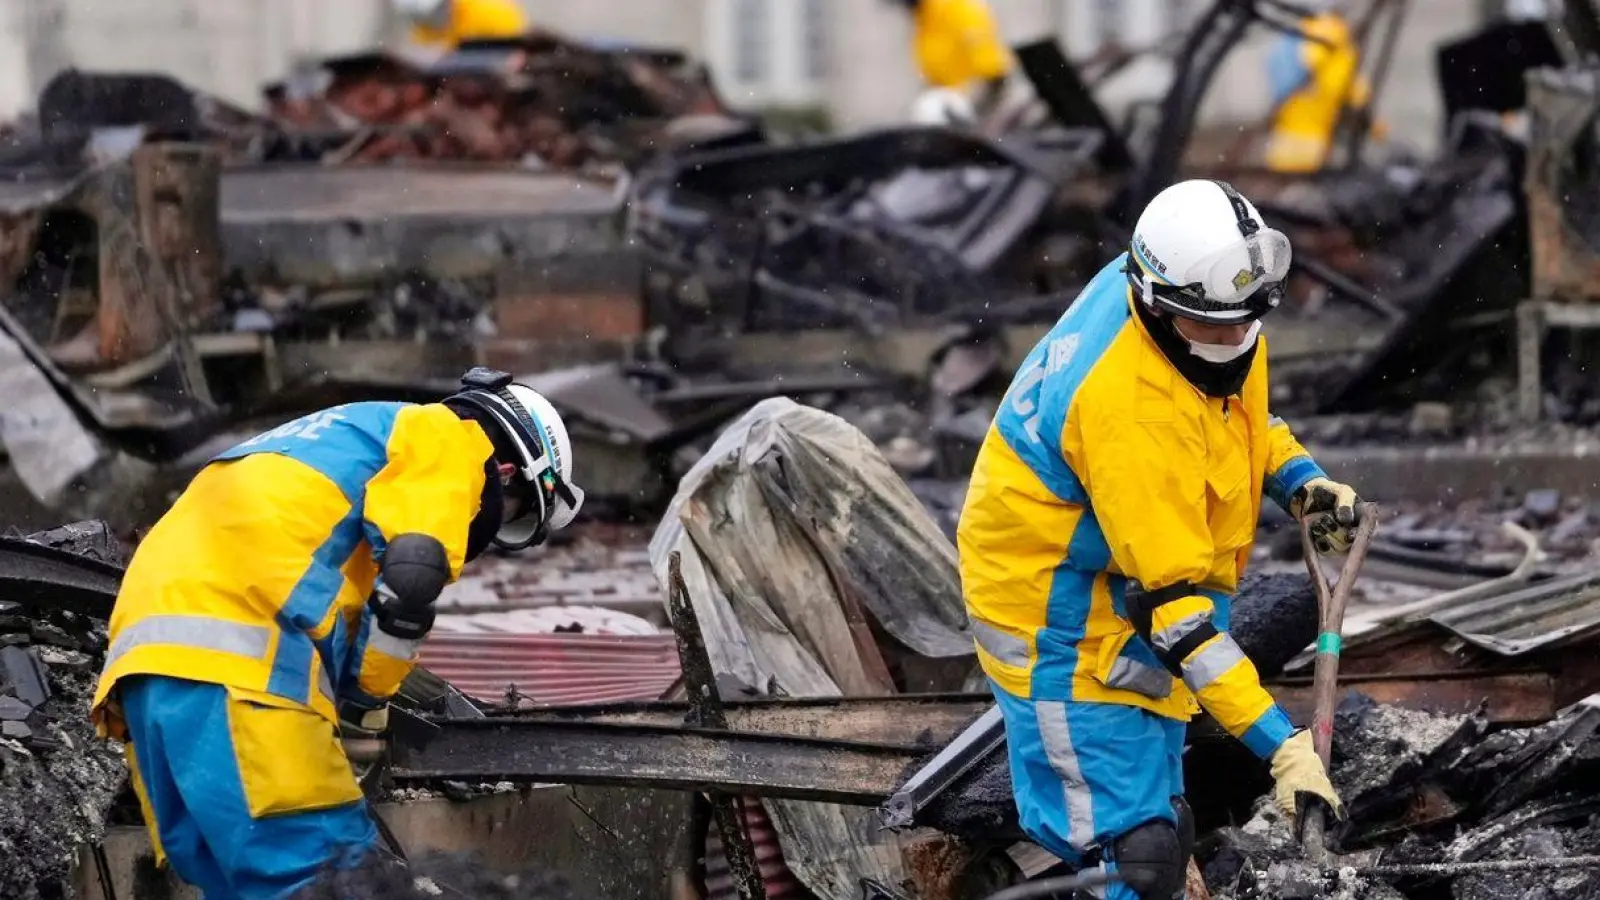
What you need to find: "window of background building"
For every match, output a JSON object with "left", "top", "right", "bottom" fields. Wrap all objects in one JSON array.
[
  {"left": 801, "top": 0, "right": 828, "bottom": 82},
  {"left": 732, "top": 0, "right": 769, "bottom": 85},
  {"left": 1167, "top": 0, "right": 1190, "bottom": 39},
  {"left": 1094, "top": 0, "right": 1124, "bottom": 47}
]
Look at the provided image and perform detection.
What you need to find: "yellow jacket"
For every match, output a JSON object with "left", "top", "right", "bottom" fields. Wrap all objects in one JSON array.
[
  {"left": 958, "top": 255, "right": 1322, "bottom": 759},
  {"left": 913, "top": 0, "right": 1011, "bottom": 90},
  {"left": 1265, "top": 13, "right": 1376, "bottom": 173},
  {"left": 410, "top": 0, "right": 529, "bottom": 51},
  {"left": 92, "top": 401, "right": 492, "bottom": 740}
]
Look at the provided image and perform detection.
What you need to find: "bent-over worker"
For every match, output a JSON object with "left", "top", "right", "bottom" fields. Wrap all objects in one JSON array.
[
  {"left": 392, "top": 0, "right": 528, "bottom": 53},
  {"left": 91, "top": 367, "right": 584, "bottom": 900},
  {"left": 958, "top": 179, "right": 1359, "bottom": 899},
  {"left": 893, "top": 0, "right": 1012, "bottom": 121},
  {"left": 1264, "top": 1, "right": 1384, "bottom": 172}
]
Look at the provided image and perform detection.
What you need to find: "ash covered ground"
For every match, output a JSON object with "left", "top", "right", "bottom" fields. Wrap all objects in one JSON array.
[
  {"left": 0, "top": 523, "right": 128, "bottom": 899},
  {"left": 1203, "top": 695, "right": 1600, "bottom": 900},
  {"left": 291, "top": 852, "right": 593, "bottom": 900}
]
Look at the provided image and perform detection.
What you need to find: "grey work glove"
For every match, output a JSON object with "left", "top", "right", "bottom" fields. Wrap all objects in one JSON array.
[{"left": 1290, "top": 477, "right": 1361, "bottom": 554}]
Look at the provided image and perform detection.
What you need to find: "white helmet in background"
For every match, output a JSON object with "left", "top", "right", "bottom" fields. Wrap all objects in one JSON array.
[
  {"left": 447, "top": 368, "right": 584, "bottom": 550},
  {"left": 911, "top": 88, "right": 978, "bottom": 127},
  {"left": 393, "top": 0, "right": 452, "bottom": 28},
  {"left": 1128, "top": 179, "right": 1291, "bottom": 326}
]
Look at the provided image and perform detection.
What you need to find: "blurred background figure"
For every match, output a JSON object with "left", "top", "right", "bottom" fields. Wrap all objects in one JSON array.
[
  {"left": 391, "top": 0, "right": 529, "bottom": 54},
  {"left": 1263, "top": 0, "right": 1386, "bottom": 172},
  {"left": 893, "top": 0, "right": 1012, "bottom": 124}
]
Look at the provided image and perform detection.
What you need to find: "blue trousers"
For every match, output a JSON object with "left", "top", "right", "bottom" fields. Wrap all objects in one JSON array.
[
  {"left": 993, "top": 686, "right": 1188, "bottom": 899},
  {"left": 120, "top": 676, "right": 379, "bottom": 900}
]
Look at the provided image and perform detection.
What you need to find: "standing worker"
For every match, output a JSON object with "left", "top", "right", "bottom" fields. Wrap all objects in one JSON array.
[
  {"left": 958, "top": 180, "right": 1359, "bottom": 899},
  {"left": 91, "top": 367, "right": 585, "bottom": 900},
  {"left": 893, "top": 0, "right": 1013, "bottom": 125},
  {"left": 1264, "top": 1, "right": 1384, "bottom": 172},
  {"left": 392, "top": 0, "right": 529, "bottom": 53}
]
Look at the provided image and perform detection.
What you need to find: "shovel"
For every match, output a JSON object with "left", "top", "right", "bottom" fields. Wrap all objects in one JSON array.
[{"left": 1296, "top": 500, "right": 1379, "bottom": 864}]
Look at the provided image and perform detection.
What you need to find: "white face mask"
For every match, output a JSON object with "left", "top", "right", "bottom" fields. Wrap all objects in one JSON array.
[{"left": 1187, "top": 320, "right": 1261, "bottom": 364}]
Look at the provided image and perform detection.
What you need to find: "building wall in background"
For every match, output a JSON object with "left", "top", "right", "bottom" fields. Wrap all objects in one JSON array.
[
  {"left": 0, "top": 0, "right": 388, "bottom": 119},
  {"left": 0, "top": 0, "right": 1500, "bottom": 161}
]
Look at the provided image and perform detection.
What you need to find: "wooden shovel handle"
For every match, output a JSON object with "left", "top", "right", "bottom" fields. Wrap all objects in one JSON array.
[{"left": 1297, "top": 500, "right": 1379, "bottom": 860}]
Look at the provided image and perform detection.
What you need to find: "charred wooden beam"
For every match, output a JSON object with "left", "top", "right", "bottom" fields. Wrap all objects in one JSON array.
[
  {"left": 499, "top": 694, "right": 991, "bottom": 747},
  {"left": 387, "top": 718, "right": 919, "bottom": 805}
]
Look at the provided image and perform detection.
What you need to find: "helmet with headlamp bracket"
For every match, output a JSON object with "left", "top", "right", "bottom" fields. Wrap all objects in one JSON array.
[
  {"left": 1125, "top": 179, "right": 1291, "bottom": 325},
  {"left": 446, "top": 367, "right": 584, "bottom": 550}
]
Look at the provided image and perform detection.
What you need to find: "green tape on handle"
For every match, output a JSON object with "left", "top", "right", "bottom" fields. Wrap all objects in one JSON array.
[{"left": 1316, "top": 632, "right": 1342, "bottom": 656}]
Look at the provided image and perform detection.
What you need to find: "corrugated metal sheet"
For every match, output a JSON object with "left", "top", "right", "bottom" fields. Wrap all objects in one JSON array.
[
  {"left": 418, "top": 633, "right": 681, "bottom": 707},
  {"left": 1428, "top": 569, "right": 1600, "bottom": 656},
  {"left": 434, "top": 605, "right": 658, "bottom": 636},
  {"left": 435, "top": 525, "right": 662, "bottom": 624},
  {"left": 704, "top": 797, "right": 805, "bottom": 900}
]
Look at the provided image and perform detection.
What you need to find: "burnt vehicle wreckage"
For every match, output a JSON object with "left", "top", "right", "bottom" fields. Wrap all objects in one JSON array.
[{"left": 7, "top": 1, "right": 1600, "bottom": 898}]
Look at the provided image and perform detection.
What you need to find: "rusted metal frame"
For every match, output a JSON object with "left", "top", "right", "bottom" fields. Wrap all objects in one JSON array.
[
  {"left": 385, "top": 718, "right": 918, "bottom": 804},
  {"left": 1298, "top": 502, "right": 1380, "bottom": 861},
  {"left": 493, "top": 694, "right": 993, "bottom": 746},
  {"left": 1265, "top": 670, "right": 1559, "bottom": 726},
  {"left": 667, "top": 551, "right": 766, "bottom": 900}
]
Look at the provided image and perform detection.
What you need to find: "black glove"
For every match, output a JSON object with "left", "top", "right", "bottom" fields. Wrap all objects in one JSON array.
[{"left": 339, "top": 702, "right": 391, "bottom": 738}]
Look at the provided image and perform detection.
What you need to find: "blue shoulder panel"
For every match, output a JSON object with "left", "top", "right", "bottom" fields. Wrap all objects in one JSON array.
[
  {"left": 993, "top": 255, "right": 1134, "bottom": 504},
  {"left": 213, "top": 401, "right": 406, "bottom": 502},
  {"left": 1267, "top": 33, "right": 1311, "bottom": 108}
]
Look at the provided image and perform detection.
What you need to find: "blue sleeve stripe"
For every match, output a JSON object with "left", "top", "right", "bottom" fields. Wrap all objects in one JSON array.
[
  {"left": 1239, "top": 706, "right": 1296, "bottom": 759},
  {"left": 1264, "top": 455, "right": 1324, "bottom": 510}
]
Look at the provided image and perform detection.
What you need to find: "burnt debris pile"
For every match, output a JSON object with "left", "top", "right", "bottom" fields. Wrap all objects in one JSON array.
[
  {"left": 631, "top": 128, "right": 1100, "bottom": 338},
  {"left": 0, "top": 521, "right": 126, "bottom": 900},
  {"left": 291, "top": 851, "right": 591, "bottom": 900},
  {"left": 1203, "top": 695, "right": 1600, "bottom": 900}
]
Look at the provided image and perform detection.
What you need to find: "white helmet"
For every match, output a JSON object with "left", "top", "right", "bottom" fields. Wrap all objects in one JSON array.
[
  {"left": 1128, "top": 179, "right": 1291, "bottom": 325},
  {"left": 447, "top": 367, "right": 584, "bottom": 550},
  {"left": 392, "top": 0, "right": 450, "bottom": 25},
  {"left": 911, "top": 88, "right": 977, "bottom": 127}
]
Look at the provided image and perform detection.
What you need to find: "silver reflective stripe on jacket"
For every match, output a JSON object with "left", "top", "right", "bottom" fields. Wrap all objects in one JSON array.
[
  {"left": 1103, "top": 653, "right": 1174, "bottom": 699},
  {"left": 1182, "top": 634, "right": 1249, "bottom": 694},
  {"left": 366, "top": 627, "right": 423, "bottom": 663},
  {"left": 105, "top": 614, "right": 335, "bottom": 705},
  {"left": 970, "top": 618, "right": 1031, "bottom": 667},
  {"left": 104, "top": 614, "right": 271, "bottom": 669},
  {"left": 1151, "top": 609, "right": 1211, "bottom": 655}
]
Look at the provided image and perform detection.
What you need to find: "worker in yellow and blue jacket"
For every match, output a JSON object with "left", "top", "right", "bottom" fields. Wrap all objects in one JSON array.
[
  {"left": 1264, "top": 2, "right": 1385, "bottom": 172},
  {"left": 894, "top": 0, "right": 1013, "bottom": 123},
  {"left": 958, "top": 180, "right": 1354, "bottom": 899},
  {"left": 392, "top": 0, "right": 528, "bottom": 53},
  {"left": 91, "top": 367, "right": 585, "bottom": 900}
]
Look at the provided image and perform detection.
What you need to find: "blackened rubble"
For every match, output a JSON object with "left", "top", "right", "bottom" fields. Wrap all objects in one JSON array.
[
  {"left": 1202, "top": 697, "right": 1600, "bottom": 900},
  {"left": 0, "top": 521, "right": 127, "bottom": 900}
]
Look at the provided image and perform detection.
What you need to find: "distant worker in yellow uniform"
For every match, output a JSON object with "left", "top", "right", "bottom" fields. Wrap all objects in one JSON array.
[
  {"left": 91, "top": 367, "right": 585, "bottom": 899},
  {"left": 393, "top": 0, "right": 529, "bottom": 52},
  {"left": 959, "top": 180, "right": 1358, "bottom": 899},
  {"left": 1264, "top": 1, "right": 1385, "bottom": 172},
  {"left": 894, "top": 0, "right": 1012, "bottom": 125}
]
